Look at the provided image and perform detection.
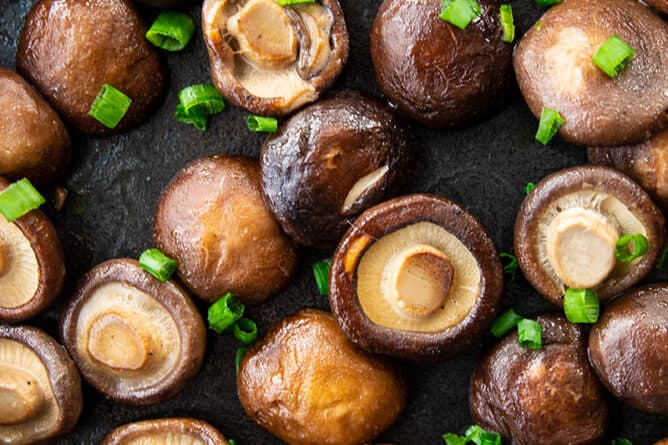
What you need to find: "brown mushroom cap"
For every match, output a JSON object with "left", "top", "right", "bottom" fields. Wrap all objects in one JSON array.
[
  {"left": 202, "top": 0, "right": 349, "bottom": 116},
  {"left": 470, "top": 315, "right": 608, "bottom": 445},
  {"left": 329, "top": 194, "right": 503, "bottom": 361},
  {"left": 0, "top": 177, "right": 66, "bottom": 323},
  {"left": 588, "top": 283, "right": 668, "bottom": 415},
  {"left": 0, "top": 68, "right": 71, "bottom": 186},
  {"left": 514, "top": 0, "right": 668, "bottom": 146},
  {"left": 154, "top": 155, "right": 298, "bottom": 305},
  {"left": 60, "top": 259, "right": 206, "bottom": 405},
  {"left": 16, "top": 0, "right": 166, "bottom": 135},
  {"left": 514, "top": 165, "right": 665, "bottom": 306},
  {"left": 260, "top": 91, "right": 416, "bottom": 248},
  {"left": 0, "top": 325, "right": 82, "bottom": 445},
  {"left": 100, "top": 418, "right": 229, "bottom": 444},
  {"left": 370, "top": 0, "right": 513, "bottom": 128},
  {"left": 238, "top": 309, "right": 406, "bottom": 445}
]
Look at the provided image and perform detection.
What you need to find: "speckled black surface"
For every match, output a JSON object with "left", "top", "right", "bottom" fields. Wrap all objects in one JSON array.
[{"left": 1, "top": 0, "right": 666, "bottom": 444}]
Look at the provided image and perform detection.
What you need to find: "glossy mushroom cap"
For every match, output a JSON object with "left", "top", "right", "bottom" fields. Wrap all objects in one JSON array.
[
  {"left": 100, "top": 418, "right": 230, "bottom": 444},
  {"left": 202, "top": 0, "right": 349, "bottom": 116},
  {"left": 260, "top": 91, "right": 416, "bottom": 248},
  {"left": 514, "top": 0, "right": 668, "bottom": 146},
  {"left": 329, "top": 194, "right": 503, "bottom": 361},
  {"left": 515, "top": 165, "right": 665, "bottom": 306},
  {"left": 0, "top": 325, "right": 82, "bottom": 445},
  {"left": 60, "top": 259, "right": 206, "bottom": 405}
]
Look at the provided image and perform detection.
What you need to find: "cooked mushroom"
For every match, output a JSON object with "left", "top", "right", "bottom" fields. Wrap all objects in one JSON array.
[
  {"left": 329, "top": 194, "right": 503, "bottom": 361},
  {"left": 0, "top": 177, "right": 65, "bottom": 323},
  {"left": 470, "top": 315, "right": 608, "bottom": 445},
  {"left": 202, "top": 0, "right": 349, "bottom": 116},
  {"left": 260, "top": 91, "right": 416, "bottom": 248},
  {"left": 154, "top": 155, "right": 298, "bottom": 305},
  {"left": 16, "top": 0, "right": 166, "bottom": 135},
  {"left": 370, "top": 0, "right": 513, "bottom": 128},
  {"left": 514, "top": 0, "right": 668, "bottom": 146},
  {"left": 100, "top": 418, "right": 230, "bottom": 444},
  {"left": 60, "top": 259, "right": 206, "bottom": 405},
  {"left": 515, "top": 165, "right": 664, "bottom": 306},
  {"left": 0, "top": 68, "right": 70, "bottom": 186},
  {"left": 645, "top": 0, "right": 668, "bottom": 15},
  {"left": 656, "top": 439, "right": 668, "bottom": 445},
  {"left": 588, "top": 283, "right": 668, "bottom": 415},
  {"left": 0, "top": 325, "right": 82, "bottom": 445},
  {"left": 238, "top": 309, "right": 406, "bottom": 445}
]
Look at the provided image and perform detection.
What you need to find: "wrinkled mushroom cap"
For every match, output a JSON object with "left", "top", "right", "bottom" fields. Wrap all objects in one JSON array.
[{"left": 100, "top": 418, "right": 230, "bottom": 445}]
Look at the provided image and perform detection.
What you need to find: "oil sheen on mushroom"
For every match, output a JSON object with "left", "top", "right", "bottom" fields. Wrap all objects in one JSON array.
[{"left": 100, "top": 418, "right": 231, "bottom": 445}]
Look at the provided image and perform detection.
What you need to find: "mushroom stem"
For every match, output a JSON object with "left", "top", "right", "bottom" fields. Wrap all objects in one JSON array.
[
  {"left": 0, "top": 367, "right": 44, "bottom": 425},
  {"left": 87, "top": 313, "right": 151, "bottom": 371}
]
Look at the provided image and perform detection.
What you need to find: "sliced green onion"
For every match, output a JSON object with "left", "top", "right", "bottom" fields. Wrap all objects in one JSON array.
[
  {"left": 313, "top": 258, "right": 332, "bottom": 296},
  {"left": 276, "top": 0, "right": 315, "bottom": 5},
  {"left": 146, "top": 11, "right": 196, "bottom": 52},
  {"left": 500, "top": 4, "right": 515, "bottom": 43},
  {"left": 440, "top": 0, "right": 481, "bottom": 30},
  {"left": 657, "top": 241, "right": 668, "bottom": 269},
  {"left": 534, "top": 0, "right": 562, "bottom": 5},
  {"left": 499, "top": 252, "right": 518, "bottom": 283},
  {"left": 491, "top": 308, "right": 523, "bottom": 338},
  {"left": 232, "top": 317, "right": 258, "bottom": 345},
  {"left": 0, "top": 178, "right": 46, "bottom": 222},
  {"left": 89, "top": 84, "right": 132, "bottom": 129},
  {"left": 564, "top": 288, "right": 600, "bottom": 324},
  {"left": 175, "top": 84, "right": 225, "bottom": 131},
  {"left": 611, "top": 439, "right": 632, "bottom": 445},
  {"left": 524, "top": 182, "right": 536, "bottom": 194},
  {"left": 593, "top": 36, "right": 635, "bottom": 78},
  {"left": 442, "top": 433, "right": 468, "bottom": 445},
  {"left": 175, "top": 104, "right": 209, "bottom": 131},
  {"left": 208, "top": 293, "right": 244, "bottom": 334},
  {"left": 535, "top": 107, "right": 565, "bottom": 145},
  {"left": 138, "top": 248, "right": 177, "bottom": 282},
  {"left": 247, "top": 115, "right": 278, "bottom": 133},
  {"left": 235, "top": 346, "right": 246, "bottom": 376},
  {"left": 517, "top": 319, "right": 542, "bottom": 350},
  {"left": 615, "top": 234, "right": 649, "bottom": 262},
  {"left": 228, "top": 440, "right": 237, "bottom": 445},
  {"left": 465, "top": 425, "right": 502, "bottom": 445}
]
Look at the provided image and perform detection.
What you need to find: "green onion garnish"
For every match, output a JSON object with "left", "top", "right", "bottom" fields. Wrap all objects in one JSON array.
[
  {"left": 500, "top": 4, "right": 515, "bottom": 43},
  {"left": 175, "top": 84, "right": 225, "bottom": 131},
  {"left": 517, "top": 319, "right": 542, "bottom": 350},
  {"left": 89, "top": 84, "right": 132, "bottom": 129},
  {"left": 276, "top": 0, "right": 315, "bottom": 5},
  {"left": 657, "top": 241, "right": 668, "bottom": 269},
  {"left": 439, "top": 0, "right": 481, "bottom": 30},
  {"left": 499, "top": 252, "right": 518, "bottom": 283},
  {"left": 232, "top": 317, "right": 258, "bottom": 345},
  {"left": 491, "top": 308, "right": 524, "bottom": 338},
  {"left": 534, "top": 0, "right": 562, "bottom": 5},
  {"left": 535, "top": 107, "right": 565, "bottom": 145},
  {"left": 208, "top": 293, "right": 244, "bottom": 334},
  {"left": 615, "top": 233, "right": 649, "bottom": 262},
  {"left": 138, "top": 248, "right": 177, "bottom": 282},
  {"left": 564, "top": 288, "right": 600, "bottom": 324},
  {"left": 593, "top": 36, "right": 635, "bottom": 78},
  {"left": 611, "top": 439, "right": 632, "bottom": 445},
  {"left": 442, "top": 433, "right": 468, "bottom": 445},
  {"left": 228, "top": 440, "right": 237, "bottom": 445},
  {"left": 146, "top": 11, "right": 196, "bottom": 52},
  {"left": 0, "top": 178, "right": 46, "bottom": 222},
  {"left": 247, "top": 115, "right": 278, "bottom": 133},
  {"left": 313, "top": 259, "right": 332, "bottom": 296},
  {"left": 442, "top": 425, "right": 502, "bottom": 445},
  {"left": 524, "top": 182, "right": 536, "bottom": 194},
  {"left": 235, "top": 346, "right": 246, "bottom": 376}
]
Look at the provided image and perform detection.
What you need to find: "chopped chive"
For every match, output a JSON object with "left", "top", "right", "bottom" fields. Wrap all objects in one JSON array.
[
  {"left": 517, "top": 319, "right": 542, "bottom": 350},
  {"left": 228, "top": 440, "right": 237, "bottom": 445},
  {"left": 439, "top": 0, "right": 481, "bottom": 30},
  {"left": 657, "top": 241, "right": 668, "bottom": 269},
  {"left": 89, "top": 84, "right": 132, "bottom": 129},
  {"left": 443, "top": 425, "right": 502, "bottom": 445},
  {"left": 535, "top": 107, "right": 565, "bottom": 145},
  {"left": 500, "top": 4, "right": 515, "bottom": 43},
  {"left": 146, "top": 11, "right": 196, "bottom": 52},
  {"left": 564, "top": 288, "right": 600, "bottom": 324},
  {"left": 175, "top": 84, "right": 225, "bottom": 131},
  {"left": 232, "top": 317, "right": 258, "bottom": 345},
  {"left": 276, "top": 0, "right": 315, "bottom": 5},
  {"left": 247, "top": 115, "right": 278, "bottom": 133},
  {"left": 593, "top": 36, "right": 635, "bottom": 78},
  {"left": 313, "top": 259, "right": 332, "bottom": 296},
  {"left": 524, "top": 182, "right": 536, "bottom": 194},
  {"left": 611, "top": 439, "right": 632, "bottom": 445},
  {"left": 138, "top": 248, "right": 177, "bottom": 282},
  {"left": 442, "top": 433, "right": 468, "bottom": 445},
  {"left": 615, "top": 234, "right": 648, "bottom": 262},
  {"left": 208, "top": 293, "right": 244, "bottom": 334},
  {"left": 534, "top": 0, "right": 562, "bottom": 5},
  {"left": 0, "top": 178, "right": 46, "bottom": 222},
  {"left": 235, "top": 346, "right": 247, "bottom": 376},
  {"left": 499, "top": 252, "right": 518, "bottom": 283},
  {"left": 491, "top": 308, "right": 524, "bottom": 337}
]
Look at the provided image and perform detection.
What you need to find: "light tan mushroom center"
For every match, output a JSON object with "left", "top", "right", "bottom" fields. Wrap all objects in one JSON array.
[
  {"left": 0, "top": 217, "right": 40, "bottom": 309},
  {"left": 0, "top": 366, "right": 44, "bottom": 425},
  {"left": 87, "top": 313, "right": 151, "bottom": 371},
  {"left": 0, "top": 240, "right": 9, "bottom": 278},
  {"left": 126, "top": 433, "right": 206, "bottom": 445}
]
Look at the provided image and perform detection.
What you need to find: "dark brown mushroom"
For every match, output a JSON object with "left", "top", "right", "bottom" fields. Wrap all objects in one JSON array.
[
  {"left": 0, "top": 325, "right": 82, "bottom": 445},
  {"left": 238, "top": 309, "right": 406, "bottom": 445},
  {"left": 370, "top": 0, "right": 513, "bottom": 128},
  {"left": 515, "top": 165, "right": 665, "bottom": 306},
  {"left": 644, "top": 0, "right": 668, "bottom": 15},
  {"left": 0, "top": 177, "right": 66, "bottom": 323},
  {"left": 260, "top": 91, "right": 416, "bottom": 248},
  {"left": 154, "top": 155, "right": 298, "bottom": 305},
  {"left": 588, "top": 283, "right": 668, "bottom": 415},
  {"left": 60, "top": 259, "right": 206, "bottom": 405},
  {"left": 16, "top": 0, "right": 166, "bottom": 135},
  {"left": 100, "top": 418, "right": 230, "bottom": 444},
  {"left": 470, "top": 315, "right": 608, "bottom": 445},
  {"left": 0, "top": 67, "right": 70, "bottom": 186},
  {"left": 514, "top": 0, "right": 668, "bottom": 146},
  {"left": 202, "top": 0, "right": 349, "bottom": 117},
  {"left": 329, "top": 194, "right": 503, "bottom": 361}
]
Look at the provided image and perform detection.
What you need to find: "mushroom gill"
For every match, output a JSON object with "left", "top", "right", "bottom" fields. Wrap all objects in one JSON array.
[{"left": 0, "top": 216, "right": 39, "bottom": 309}]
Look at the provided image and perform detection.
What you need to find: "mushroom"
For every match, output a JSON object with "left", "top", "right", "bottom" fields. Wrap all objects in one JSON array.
[
  {"left": 136, "top": 0, "right": 187, "bottom": 6},
  {"left": 329, "top": 194, "right": 504, "bottom": 361},
  {"left": 470, "top": 315, "right": 609, "bottom": 445},
  {"left": 260, "top": 91, "right": 416, "bottom": 248},
  {"left": 100, "top": 418, "right": 230, "bottom": 444},
  {"left": 515, "top": 165, "right": 665, "bottom": 306},
  {"left": 60, "top": 259, "right": 206, "bottom": 405},
  {"left": 154, "top": 156, "right": 298, "bottom": 305},
  {"left": 0, "top": 68, "right": 71, "bottom": 186},
  {"left": 0, "top": 325, "right": 82, "bottom": 445},
  {"left": 0, "top": 177, "right": 65, "bottom": 323},
  {"left": 645, "top": 0, "right": 668, "bottom": 15},
  {"left": 656, "top": 439, "right": 668, "bottom": 445},
  {"left": 514, "top": 0, "right": 668, "bottom": 146},
  {"left": 238, "top": 309, "right": 406, "bottom": 445},
  {"left": 588, "top": 283, "right": 668, "bottom": 415},
  {"left": 16, "top": 0, "right": 166, "bottom": 135},
  {"left": 370, "top": 0, "right": 513, "bottom": 128},
  {"left": 202, "top": 0, "right": 349, "bottom": 116}
]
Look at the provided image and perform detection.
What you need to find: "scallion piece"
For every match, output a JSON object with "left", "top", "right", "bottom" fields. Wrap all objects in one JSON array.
[
  {"left": 615, "top": 233, "right": 648, "bottom": 262},
  {"left": 491, "top": 308, "right": 523, "bottom": 337},
  {"left": 657, "top": 241, "right": 668, "bottom": 269},
  {"left": 611, "top": 439, "right": 632, "bottom": 445},
  {"left": 146, "top": 11, "right": 196, "bottom": 52},
  {"left": 175, "top": 84, "right": 225, "bottom": 131},
  {"left": 276, "top": 0, "right": 315, "bottom": 5},
  {"left": 442, "top": 433, "right": 468, "bottom": 445},
  {"left": 247, "top": 115, "right": 278, "bottom": 133},
  {"left": 500, "top": 4, "right": 515, "bottom": 43},
  {"left": 232, "top": 317, "right": 258, "bottom": 345},
  {"left": 593, "top": 36, "right": 635, "bottom": 78},
  {"left": 312, "top": 259, "right": 332, "bottom": 296},
  {"left": 208, "top": 292, "right": 244, "bottom": 334},
  {"left": 564, "top": 288, "right": 600, "bottom": 324},
  {"left": 0, "top": 178, "right": 46, "bottom": 222},
  {"left": 465, "top": 425, "right": 502, "bottom": 445},
  {"left": 499, "top": 252, "right": 518, "bottom": 283},
  {"left": 535, "top": 107, "right": 565, "bottom": 145},
  {"left": 235, "top": 346, "right": 246, "bottom": 375},
  {"left": 524, "top": 182, "right": 536, "bottom": 194},
  {"left": 439, "top": 0, "right": 481, "bottom": 30},
  {"left": 138, "top": 248, "right": 177, "bottom": 282},
  {"left": 228, "top": 440, "right": 237, "bottom": 445},
  {"left": 89, "top": 84, "right": 132, "bottom": 129},
  {"left": 517, "top": 319, "right": 542, "bottom": 350},
  {"left": 534, "top": 0, "right": 562, "bottom": 5}
]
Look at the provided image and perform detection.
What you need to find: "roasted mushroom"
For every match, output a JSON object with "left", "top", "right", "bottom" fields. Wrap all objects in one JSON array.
[
  {"left": 514, "top": 0, "right": 668, "bottom": 146},
  {"left": 0, "top": 68, "right": 70, "bottom": 186},
  {"left": 101, "top": 418, "right": 230, "bottom": 444},
  {"left": 0, "top": 325, "right": 82, "bottom": 445},
  {"left": 16, "top": 0, "right": 166, "bottom": 135},
  {"left": 470, "top": 315, "right": 608, "bottom": 445},
  {"left": 260, "top": 91, "right": 416, "bottom": 248},
  {"left": 154, "top": 156, "right": 298, "bottom": 305},
  {"left": 588, "top": 283, "right": 668, "bottom": 415},
  {"left": 515, "top": 165, "right": 665, "bottom": 306},
  {"left": 329, "top": 194, "right": 503, "bottom": 361},
  {"left": 370, "top": 0, "right": 513, "bottom": 128},
  {"left": 202, "top": 0, "right": 349, "bottom": 116},
  {"left": 238, "top": 309, "right": 406, "bottom": 445},
  {"left": 60, "top": 259, "right": 206, "bottom": 405}
]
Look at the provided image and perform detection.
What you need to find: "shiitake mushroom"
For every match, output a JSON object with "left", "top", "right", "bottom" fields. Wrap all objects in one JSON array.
[
  {"left": 202, "top": 0, "right": 349, "bottom": 116},
  {"left": 238, "top": 309, "right": 406, "bottom": 445},
  {"left": 329, "top": 194, "right": 503, "bottom": 361},
  {"left": 260, "top": 91, "right": 416, "bottom": 248},
  {"left": 101, "top": 418, "right": 230, "bottom": 444}
]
